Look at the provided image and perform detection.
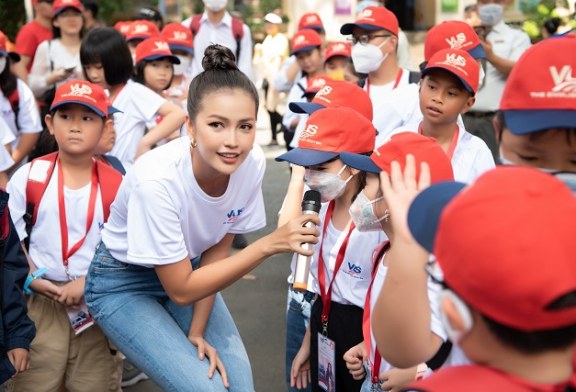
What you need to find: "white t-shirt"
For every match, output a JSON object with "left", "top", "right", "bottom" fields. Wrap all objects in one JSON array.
[
  {"left": 282, "top": 75, "right": 307, "bottom": 133},
  {"left": 102, "top": 136, "right": 266, "bottom": 267},
  {"left": 0, "top": 79, "right": 42, "bottom": 146},
  {"left": 109, "top": 80, "right": 166, "bottom": 167},
  {"left": 389, "top": 123, "right": 495, "bottom": 183},
  {"left": 309, "top": 203, "right": 387, "bottom": 307},
  {"left": 7, "top": 161, "right": 105, "bottom": 281},
  {"left": 0, "top": 118, "right": 15, "bottom": 171}
]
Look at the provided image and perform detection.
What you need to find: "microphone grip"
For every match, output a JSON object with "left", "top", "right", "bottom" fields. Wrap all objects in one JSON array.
[{"left": 293, "top": 211, "right": 317, "bottom": 292}]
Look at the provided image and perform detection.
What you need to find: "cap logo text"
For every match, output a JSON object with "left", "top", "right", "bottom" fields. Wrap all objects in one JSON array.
[
  {"left": 550, "top": 65, "right": 576, "bottom": 93},
  {"left": 445, "top": 33, "right": 467, "bottom": 49},
  {"left": 154, "top": 41, "right": 170, "bottom": 51},
  {"left": 443, "top": 53, "right": 467, "bottom": 67},
  {"left": 300, "top": 124, "right": 319, "bottom": 140},
  {"left": 173, "top": 31, "right": 188, "bottom": 41}
]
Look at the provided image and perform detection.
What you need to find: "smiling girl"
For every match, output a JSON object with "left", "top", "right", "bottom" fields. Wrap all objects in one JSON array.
[{"left": 83, "top": 45, "right": 319, "bottom": 392}]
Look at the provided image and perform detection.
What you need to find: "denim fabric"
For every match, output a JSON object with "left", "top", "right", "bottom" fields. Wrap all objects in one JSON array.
[
  {"left": 361, "top": 363, "right": 382, "bottom": 392},
  {"left": 85, "top": 242, "right": 254, "bottom": 392},
  {"left": 285, "top": 285, "right": 315, "bottom": 392}
]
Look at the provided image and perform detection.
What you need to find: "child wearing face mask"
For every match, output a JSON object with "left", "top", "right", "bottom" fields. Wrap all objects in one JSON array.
[
  {"left": 339, "top": 133, "right": 455, "bottom": 392},
  {"left": 277, "top": 107, "right": 386, "bottom": 392},
  {"left": 161, "top": 22, "right": 194, "bottom": 109}
]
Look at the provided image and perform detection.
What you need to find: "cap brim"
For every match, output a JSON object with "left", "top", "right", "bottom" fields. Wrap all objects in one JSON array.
[
  {"left": 292, "top": 45, "right": 320, "bottom": 55},
  {"left": 340, "top": 152, "right": 381, "bottom": 173},
  {"left": 468, "top": 44, "right": 486, "bottom": 59},
  {"left": 422, "top": 67, "right": 475, "bottom": 94},
  {"left": 407, "top": 181, "right": 467, "bottom": 253},
  {"left": 51, "top": 101, "right": 106, "bottom": 118},
  {"left": 144, "top": 54, "right": 181, "bottom": 64},
  {"left": 169, "top": 44, "right": 194, "bottom": 55},
  {"left": 108, "top": 105, "right": 122, "bottom": 115},
  {"left": 340, "top": 22, "right": 382, "bottom": 35},
  {"left": 275, "top": 148, "right": 339, "bottom": 166},
  {"left": 54, "top": 5, "right": 83, "bottom": 16},
  {"left": 288, "top": 102, "right": 325, "bottom": 114},
  {"left": 300, "top": 26, "right": 324, "bottom": 33},
  {"left": 502, "top": 110, "right": 576, "bottom": 135}
]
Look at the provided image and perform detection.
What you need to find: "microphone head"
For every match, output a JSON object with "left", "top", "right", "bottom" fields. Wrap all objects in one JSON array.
[{"left": 302, "top": 190, "right": 322, "bottom": 213}]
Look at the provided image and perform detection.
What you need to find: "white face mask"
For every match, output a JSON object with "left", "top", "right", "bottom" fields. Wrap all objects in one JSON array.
[
  {"left": 478, "top": 3, "right": 504, "bottom": 27},
  {"left": 0, "top": 56, "right": 7, "bottom": 74},
  {"left": 173, "top": 55, "right": 191, "bottom": 75},
  {"left": 351, "top": 38, "right": 390, "bottom": 74},
  {"left": 349, "top": 190, "right": 388, "bottom": 232},
  {"left": 203, "top": 0, "right": 227, "bottom": 12},
  {"left": 305, "top": 165, "right": 354, "bottom": 203}
]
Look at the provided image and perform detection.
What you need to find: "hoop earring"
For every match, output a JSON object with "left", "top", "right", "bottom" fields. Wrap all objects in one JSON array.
[{"left": 190, "top": 139, "right": 198, "bottom": 149}]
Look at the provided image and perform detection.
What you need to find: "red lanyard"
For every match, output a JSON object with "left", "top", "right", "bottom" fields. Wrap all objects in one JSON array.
[
  {"left": 366, "top": 68, "right": 404, "bottom": 95},
  {"left": 57, "top": 158, "right": 99, "bottom": 273},
  {"left": 362, "top": 241, "right": 390, "bottom": 384},
  {"left": 317, "top": 201, "right": 355, "bottom": 333},
  {"left": 418, "top": 124, "right": 460, "bottom": 160}
]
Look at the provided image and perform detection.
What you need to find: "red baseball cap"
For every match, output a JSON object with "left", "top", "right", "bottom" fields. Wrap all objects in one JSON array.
[
  {"left": 51, "top": 80, "right": 112, "bottom": 118},
  {"left": 161, "top": 22, "right": 194, "bottom": 55},
  {"left": 275, "top": 107, "right": 376, "bottom": 167},
  {"left": 302, "top": 76, "right": 331, "bottom": 96},
  {"left": 291, "top": 30, "right": 323, "bottom": 55},
  {"left": 298, "top": 13, "right": 324, "bottom": 32},
  {"left": 424, "top": 20, "right": 486, "bottom": 61},
  {"left": 53, "top": 0, "right": 83, "bottom": 16},
  {"left": 135, "top": 38, "right": 180, "bottom": 64},
  {"left": 0, "top": 31, "right": 20, "bottom": 62},
  {"left": 340, "top": 6, "right": 399, "bottom": 36},
  {"left": 500, "top": 36, "right": 576, "bottom": 134},
  {"left": 422, "top": 48, "right": 479, "bottom": 94},
  {"left": 126, "top": 20, "right": 160, "bottom": 42},
  {"left": 341, "top": 131, "right": 454, "bottom": 184},
  {"left": 324, "top": 41, "right": 351, "bottom": 62},
  {"left": 289, "top": 79, "right": 373, "bottom": 121},
  {"left": 114, "top": 21, "right": 132, "bottom": 37},
  {"left": 408, "top": 166, "right": 576, "bottom": 331}
]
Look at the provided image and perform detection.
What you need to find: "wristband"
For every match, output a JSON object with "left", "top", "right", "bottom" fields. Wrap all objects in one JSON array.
[
  {"left": 415, "top": 363, "right": 428, "bottom": 380},
  {"left": 23, "top": 267, "right": 49, "bottom": 295}
]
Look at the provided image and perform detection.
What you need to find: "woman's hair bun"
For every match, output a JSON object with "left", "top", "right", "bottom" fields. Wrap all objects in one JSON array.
[{"left": 202, "top": 44, "right": 238, "bottom": 71}]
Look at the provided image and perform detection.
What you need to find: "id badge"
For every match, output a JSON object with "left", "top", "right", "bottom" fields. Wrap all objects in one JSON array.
[
  {"left": 317, "top": 333, "right": 336, "bottom": 392},
  {"left": 66, "top": 299, "right": 94, "bottom": 335}
]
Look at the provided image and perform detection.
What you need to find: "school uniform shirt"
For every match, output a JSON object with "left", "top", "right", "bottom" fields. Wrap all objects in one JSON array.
[
  {"left": 184, "top": 12, "right": 254, "bottom": 80},
  {"left": 0, "top": 79, "right": 43, "bottom": 148},
  {"left": 0, "top": 118, "right": 15, "bottom": 171},
  {"left": 282, "top": 75, "right": 307, "bottom": 139},
  {"left": 102, "top": 136, "right": 266, "bottom": 267},
  {"left": 28, "top": 39, "right": 83, "bottom": 98},
  {"left": 109, "top": 80, "right": 166, "bottom": 167},
  {"left": 7, "top": 161, "right": 106, "bottom": 281},
  {"left": 472, "top": 22, "right": 531, "bottom": 112},
  {"left": 273, "top": 56, "right": 302, "bottom": 93},
  {"left": 390, "top": 123, "right": 495, "bottom": 184},
  {"left": 309, "top": 203, "right": 387, "bottom": 307}
]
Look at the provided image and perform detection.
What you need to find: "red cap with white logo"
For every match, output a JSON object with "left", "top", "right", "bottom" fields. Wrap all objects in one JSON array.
[
  {"left": 135, "top": 38, "right": 180, "bottom": 64},
  {"left": 275, "top": 107, "right": 376, "bottom": 167},
  {"left": 298, "top": 13, "right": 324, "bottom": 32},
  {"left": 0, "top": 31, "right": 20, "bottom": 62},
  {"left": 340, "top": 6, "right": 399, "bottom": 37},
  {"left": 161, "top": 22, "right": 194, "bottom": 55},
  {"left": 51, "top": 79, "right": 111, "bottom": 118},
  {"left": 424, "top": 20, "right": 486, "bottom": 61},
  {"left": 114, "top": 21, "right": 132, "bottom": 37},
  {"left": 422, "top": 48, "right": 479, "bottom": 94},
  {"left": 126, "top": 20, "right": 160, "bottom": 42},
  {"left": 324, "top": 42, "right": 351, "bottom": 62},
  {"left": 500, "top": 36, "right": 576, "bottom": 134},
  {"left": 53, "top": 0, "right": 83, "bottom": 16},
  {"left": 291, "top": 30, "right": 323, "bottom": 55},
  {"left": 303, "top": 76, "right": 331, "bottom": 96}
]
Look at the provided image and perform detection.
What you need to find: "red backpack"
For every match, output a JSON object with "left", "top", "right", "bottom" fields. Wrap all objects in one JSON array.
[
  {"left": 190, "top": 14, "right": 244, "bottom": 62},
  {"left": 23, "top": 152, "right": 123, "bottom": 248}
]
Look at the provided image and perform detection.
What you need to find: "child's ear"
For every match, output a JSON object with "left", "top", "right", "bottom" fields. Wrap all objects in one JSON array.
[
  {"left": 45, "top": 114, "right": 55, "bottom": 136},
  {"left": 460, "top": 95, "right": 476, "bottom": 115},
  {"left": 103, "top": 117, "right": 114, "bottom": 133}
]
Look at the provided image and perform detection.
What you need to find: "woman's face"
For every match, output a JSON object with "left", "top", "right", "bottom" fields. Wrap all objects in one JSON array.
[{"left": 189, "top": 88, "right": 257, "bottom": 178}]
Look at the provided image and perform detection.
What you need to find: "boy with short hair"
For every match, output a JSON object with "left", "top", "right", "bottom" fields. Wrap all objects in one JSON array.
[
  {"left": 402, "top": 166, "right": 576, "bottom": 391},
  {"left": 6, "top": 80, "right": 122, "bottom": 392}
]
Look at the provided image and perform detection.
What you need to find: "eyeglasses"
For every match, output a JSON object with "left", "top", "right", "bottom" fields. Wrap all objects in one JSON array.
[{"left": 348, "top": 34, "right": 391, "bottom": 45}]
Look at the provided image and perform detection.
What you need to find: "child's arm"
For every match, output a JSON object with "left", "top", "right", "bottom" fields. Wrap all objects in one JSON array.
[
  {"left": 135, "top": 101, "right": 186, "bottom": 159},
  {"left": 277, "top": 165, "right": 306, "bottom": 227},
  {"left": 343, "top": 341, "right": 367, "bottom": 380},
  {"left": 290, "top": 326, "right": 311, "bottom": 389},
  {"left": 372, "top": 157, "right": 443, "bottom": 368}
]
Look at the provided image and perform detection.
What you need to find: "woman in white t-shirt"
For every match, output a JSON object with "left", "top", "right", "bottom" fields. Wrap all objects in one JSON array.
[
  {"left": 84, "top": 45, "right": 319, "bottom": 392},
  {"left": 80, "top": 28, "right": 186, "bottom": 167}
]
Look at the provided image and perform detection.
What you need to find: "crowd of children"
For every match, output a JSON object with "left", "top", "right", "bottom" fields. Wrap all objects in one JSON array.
[{"left": 1, "top": 0, "right": 576, "bottom": 391}]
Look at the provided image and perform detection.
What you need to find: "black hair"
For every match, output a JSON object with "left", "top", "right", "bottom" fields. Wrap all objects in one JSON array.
[
  {"left": 187, "top": 44, "right": 259, "bottom": 121},
  {"left": 543, "top": 17, "right": 562, "bottom": 36},
  {"left": 52, "top": 8, "right": 85, "bottom": 39},
  {"left": 482, "top": 314, "right": 576, "bottom": 354},
  {"left": 421, "top": 68, "right": 474, "bottom": 97},
  {"left": 0, "top": 56, "right": 18, "bottom": 104},
  {"left": 81, "top": 0, "right": 98, "bottom": 17},
  {"left": 80, "top": 28, "right": 133, "bottom": 86},
  {"left": 133, "top": 59, "right": 174, "bottom": 91},
  {"left": 137, "top": 7, "right": 163, "bottom": 29},
  {"left": 495, "top": 111, "right": 576, "bottom": 144}
]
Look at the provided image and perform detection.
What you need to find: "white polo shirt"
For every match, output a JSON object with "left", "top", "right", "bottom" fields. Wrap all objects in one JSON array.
[
  {"left": 283, "top": 75, "right": 308, "bottom": 141},
  {"left": 109, "top": 80, "right": 166, "bottom": 168},
  {"left": 8, "top": 161, "right": 106, "bottom": 281},
  {"left": 102, "top": 136, "right": 266, "bottom": 267},
  {"left": 473, "top": 22, "right": 531, "bottom": 112},
  {"left": 0, "top": 79, "right": 42, "bottom": 147}
]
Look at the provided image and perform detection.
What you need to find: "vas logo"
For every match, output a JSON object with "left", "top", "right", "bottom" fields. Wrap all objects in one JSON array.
[
  {"left": 173, "top": 31, "right": 188, "bottom": 40},
  {"left": 67, "top": 83, "right": 92, "bottom": 97},
  {"left": 300, "top": 124, "right": 319, "bottom": 140},
  {"left": 445, "top": 33, "right": 467, "bottom": 49},
  {"left": 225, "top": 208, "right": 244, "bottom": 224},
  {"left": 347, "top": 262, "right": 361, "bottom": 274},
  {"left": 550, "top": 66, "right": 576, "bottom": 92},
  {"left": 154, "top": 41, "right": 170, "bottom": 51},
  {"left": 443, "top": 53, "right": 466, "bottom": 67}
]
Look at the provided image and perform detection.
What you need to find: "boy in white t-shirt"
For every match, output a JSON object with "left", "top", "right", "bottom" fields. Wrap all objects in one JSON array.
[{"left": 6, "top": 80, "right": 122, "bottom": 392}]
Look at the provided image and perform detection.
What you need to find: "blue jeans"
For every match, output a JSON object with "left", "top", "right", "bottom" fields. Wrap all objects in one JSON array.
[
  {"left": 361, "top": 364, "right": 382, "bottom": 392},
  {"left": 285, "top": 285, "right": 315, "bottom": 392},
  {"left": 85, "top": 242, "right": 254, "bottom": 392}
]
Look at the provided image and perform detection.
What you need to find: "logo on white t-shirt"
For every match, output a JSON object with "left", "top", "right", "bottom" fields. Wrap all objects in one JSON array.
[{"left": 224, "top": 208, "right": 244, "bottom": 224}]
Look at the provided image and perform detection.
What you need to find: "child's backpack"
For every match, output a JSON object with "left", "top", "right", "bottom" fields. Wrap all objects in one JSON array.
[
  {"left": 23, "top": 152, "right": 123, "bottom": 249},
  {"left": 190, "top": 14, "right": 245, "bottom": 61}
]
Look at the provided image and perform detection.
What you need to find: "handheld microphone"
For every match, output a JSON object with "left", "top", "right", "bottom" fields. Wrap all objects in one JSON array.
[{"left": 293, "top": 190, "right": 321, "bottom": 292}]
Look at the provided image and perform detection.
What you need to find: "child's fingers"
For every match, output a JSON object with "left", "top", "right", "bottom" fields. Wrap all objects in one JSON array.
[
  {"left": 418, "top": 162, "right": 431, "bottom": 190},
  {"left": 403, "top": 154, "right": 417, "bottom": 189}
]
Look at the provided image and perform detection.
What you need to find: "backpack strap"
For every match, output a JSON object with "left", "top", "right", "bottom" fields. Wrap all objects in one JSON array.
[
  {"left": 7, "top": 86, "right": 19, "bottom": 131},
  {"left": 190, "top": 14, "right": 202, "bottom": 37},
  {"left": 102, "top": 155, "right": 126, "bottom": 176},
  {"left": 94, "top": 160, "right": 123, "bottom": 222},
  {"left": 24, "top": 152, "right": 58, "bottom": 250},
  {"left": 357, "top": 78, "right": 367, "bottom": 89},
  {"left": 408, "top": 71, "right": 421, "bottom": 84},
  {"left": 230, "top": 17, "right": 244, "bottom": 62}
]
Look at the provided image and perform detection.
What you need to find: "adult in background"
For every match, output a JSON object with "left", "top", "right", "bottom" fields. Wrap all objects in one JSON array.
[{"left": 462, "top": 0, "right": 530, "bottom": 161}]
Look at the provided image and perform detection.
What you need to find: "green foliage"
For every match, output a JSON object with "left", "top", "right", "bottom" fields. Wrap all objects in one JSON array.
[
  {"left": 520, "top": 0, "right": 573, "bottom": 41},
  {"left": 0, "top": 0, "right": 26, "bottom": 40}
]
